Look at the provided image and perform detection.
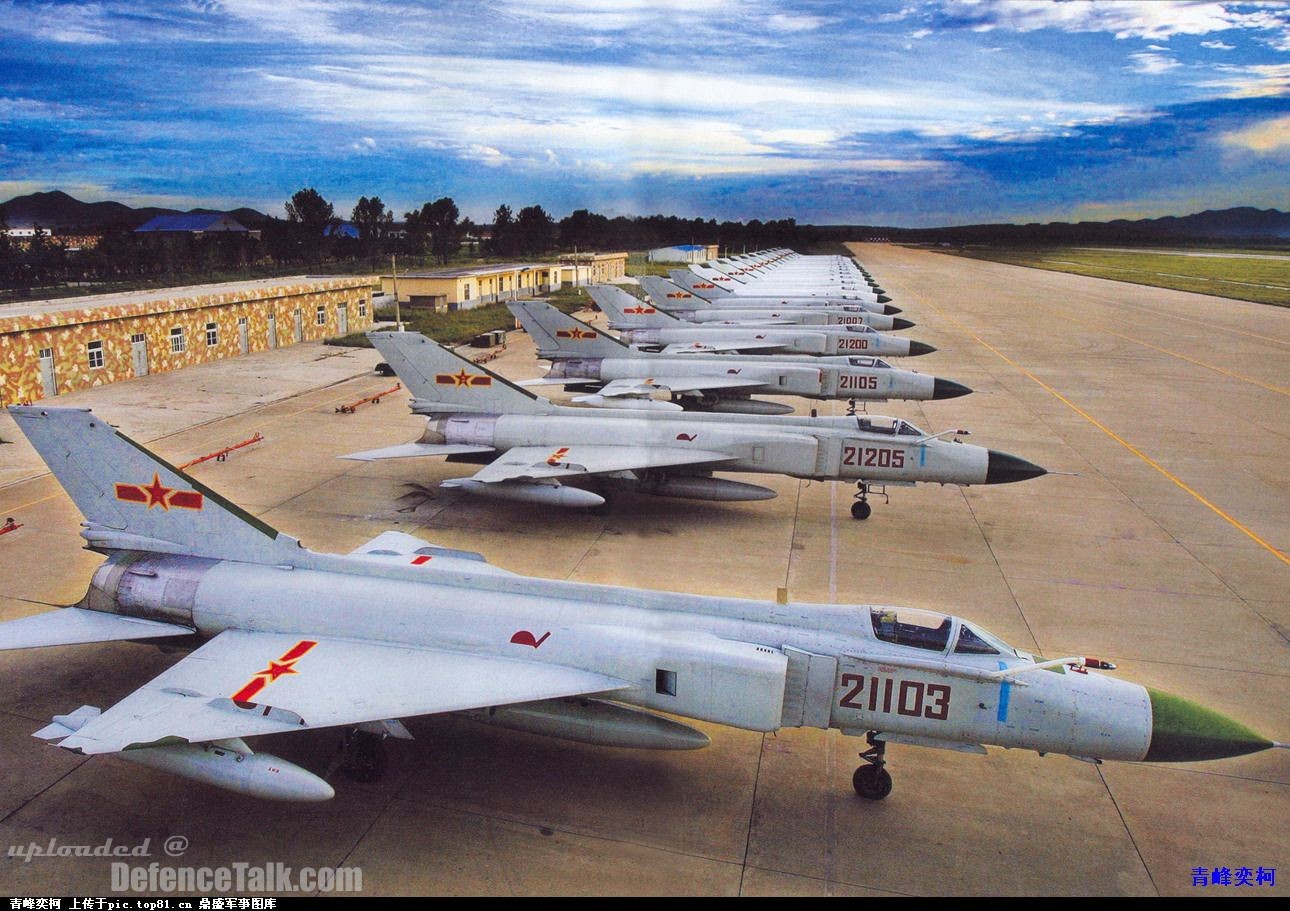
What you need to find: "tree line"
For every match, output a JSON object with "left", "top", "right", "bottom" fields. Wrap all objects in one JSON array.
[{"left": 0, "top": 185, "right": 819, "bottom": 294}]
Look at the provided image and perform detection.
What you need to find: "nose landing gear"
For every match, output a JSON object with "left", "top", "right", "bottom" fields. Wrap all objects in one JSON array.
[
  {"left": 852, "top": 732, "right": 892, "bottom": 800},
  {"left": 850, "top": 481, "right": 888, "bottom": 520}
]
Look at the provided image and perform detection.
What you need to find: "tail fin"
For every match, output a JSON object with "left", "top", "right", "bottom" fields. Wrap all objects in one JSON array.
[
  {"left": 506, "top": 300, "right": 629, "bottom": 359},
  {"left": 9, "top": 406, "right": 302, "bottom": 563},
  {"left": 586, "top": 285, "right": 679, "bottom": 329},
  {"left": 368, "top": 331, "right": 551, "bottom": 415},
  {"left": 667, "top": 269, "right": 731, "bottom": 300},
  {"left": 638, "top": 276, "right": 703, "bottom": 308}
]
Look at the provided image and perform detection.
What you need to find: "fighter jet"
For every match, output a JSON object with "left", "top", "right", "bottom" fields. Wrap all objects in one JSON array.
[
  {"left": 343, "top": 330, "right": 1041, "bottom": 518},
  {"left": 669, "top": 269, "right": 897, "bottom": 311},
  {"left": 3, "top": 406, "right": 1279, "bottom": 802},
  {"left": 637, "top": 276, "right": 912, "bottom": 331},
  {"left": 590, "top": 285, "right": 934, "bottom": 358},
  {"left": 509, "top": 299, "right": 970, "bottom": 415}
]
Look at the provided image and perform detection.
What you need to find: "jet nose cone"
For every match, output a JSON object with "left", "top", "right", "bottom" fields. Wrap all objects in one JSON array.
[
  {"left": 932, "top": 378, "right": 973, "bottom": 400},
  {"left": 882, "top": 304, "right": 902, "bottom": 315},
  {"left": 877, "top": 295, "right": 893, "bottom": 304},
  {"left": 985, "top": 451, "right": 1047, "bottom": 484},
  {"left": 891, "top": 317, "right": 916, "bottom": 331},
  {"left": 1144, "top": 689, "right": 1274, "bottom": 762},
  {"left": 907, "top": 340, "right": 937, "bottom": 357}
]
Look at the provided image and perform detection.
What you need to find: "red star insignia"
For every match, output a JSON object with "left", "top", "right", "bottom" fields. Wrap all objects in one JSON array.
[
  {"left": 452, "top": 370, "right": 473, "bottom": 387},
  {"left": 142, "top": 472, "right": 173, "bottom": 509},
  {"left": 258, "top": 660, "right": 298, "bottom": 682}
]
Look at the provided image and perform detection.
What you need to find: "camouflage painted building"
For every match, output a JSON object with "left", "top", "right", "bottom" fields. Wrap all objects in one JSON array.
[{"left": 0, "top": 276, "right": 375, "bottom": 405}]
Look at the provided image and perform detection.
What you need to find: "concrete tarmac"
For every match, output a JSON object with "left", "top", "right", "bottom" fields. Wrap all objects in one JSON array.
[{"left": 0, "top": 247, "right": 1286, "bottom": 896}]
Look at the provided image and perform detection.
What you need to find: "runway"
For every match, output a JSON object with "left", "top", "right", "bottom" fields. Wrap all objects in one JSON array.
[{"left": 0, "top": 244, "right": 1285, "bottom": 896}]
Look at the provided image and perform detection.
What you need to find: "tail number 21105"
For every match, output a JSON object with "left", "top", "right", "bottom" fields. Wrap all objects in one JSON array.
[{"left": 839, "top": 674, "right": 950, "bottom": 720}]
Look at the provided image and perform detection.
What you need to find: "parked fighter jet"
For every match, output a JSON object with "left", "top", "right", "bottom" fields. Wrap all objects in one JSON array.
[
  {"left": 590, "top": 285, "right": 933, "bottom": 358},
  {"left": 669, "top": 269, "right": 897, "bottom": 311},
  {"left": 3, "top": 407, "right": 1279, "bottom": 802},
  {"left": 637, "top": 276, "right": 912, "bottom": 331},
  {"left": 509, "top": 300, "right": 970, "bottom": 415},
  {"left": 343, "top": 330, "right": 1040, "bottom": 518}
]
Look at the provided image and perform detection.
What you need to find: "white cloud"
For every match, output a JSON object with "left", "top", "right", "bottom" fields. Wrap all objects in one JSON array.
[
  {"left": 939, "top": 1, "right": 1290, "bottom": 41},
  {"left": 910, "top": 28, "right": 932, "bottom": 39},
  {"left": 1128, "top": 51, "right": 1182, "bottom": 75},
  {"left": 0, "top": 1, "right": 117, "bottom": 44},
  {"left": 1201, "top": 39, "right": 1236, "bottom": 50},
  {"left": 1192, "top": 62, "right": 1290, "bottom": 97}
]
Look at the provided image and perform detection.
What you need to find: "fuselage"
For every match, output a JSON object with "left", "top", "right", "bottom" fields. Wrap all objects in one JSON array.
[
  {"left": 545, "top": 356, "right": 942, "bottom": 401},
  {"left": 422, "top": 408, "right": 995, "bottom": 485},
  {"left": 618, "top": 325, "right": 918, "bottom": 357},
  {"left": 79, "top": 549, "right": 1155, "bottom": 762}
]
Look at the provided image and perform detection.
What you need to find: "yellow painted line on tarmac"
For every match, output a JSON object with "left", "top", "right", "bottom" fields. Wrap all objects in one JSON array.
[
  {"left": 922, "top": 299, "right": 1290, "bottom": 567},
  {"left": 1031, "top": 303, "right": 1290, "bottom": 396}
]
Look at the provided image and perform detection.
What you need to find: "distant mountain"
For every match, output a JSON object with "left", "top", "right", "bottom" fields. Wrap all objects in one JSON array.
[
  {"left": 828, "top": 207, "right": 1290, "bottom": 245},
  {"left": 0, "top": 190, "right": 268, "bottom": 229}
]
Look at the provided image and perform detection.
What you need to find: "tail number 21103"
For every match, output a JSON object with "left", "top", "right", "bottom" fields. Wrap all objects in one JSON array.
[{"left": 839, "top": 674, "right": 950, "bottom": 720}]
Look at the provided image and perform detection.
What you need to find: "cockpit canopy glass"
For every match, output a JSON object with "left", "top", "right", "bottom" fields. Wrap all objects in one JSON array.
[
  {"left": 847, "top": 357, "right": 890, "bottom": 369},
  {"left": 954, "top": 623, "right": 1017, "bottom": 657},
  {"left": 855, "top": 417, "right": 924, "bottom": 437},
  {"left": 870, "top": 608, "right": 953, "bottom": 651}
]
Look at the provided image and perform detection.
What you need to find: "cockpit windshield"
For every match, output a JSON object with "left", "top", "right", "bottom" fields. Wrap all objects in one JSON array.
[
  {"left": 870, "top": 608, "right": 953, "bottom": 652},
  {"left": 953, "top": 623, "right": 1017, "bottom": 657},
  {"left": 844, "top": 325, "right": 875, "bottom": 334},
  {"left": 847, "top": 357, "right": 890, "bottom": 369},
  {"left": 856, "top": 417, "right": 924, "bottom": 436}
]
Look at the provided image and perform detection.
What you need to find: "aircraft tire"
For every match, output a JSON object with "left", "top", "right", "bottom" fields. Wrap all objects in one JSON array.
[
  {"left": 850, "top": 500, "right": 872, "bottom": 520},
  {"left": 852, "top": 765, "right": 892, "bottom": 800}
]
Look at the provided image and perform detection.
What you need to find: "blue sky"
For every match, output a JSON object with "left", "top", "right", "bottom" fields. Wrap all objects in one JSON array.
[{"left": 1, "top": 0, "right": 1287, "bottom": 226}]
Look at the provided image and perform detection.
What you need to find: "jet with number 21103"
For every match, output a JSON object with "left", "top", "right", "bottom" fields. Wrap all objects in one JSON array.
[{"left": 0, "top": 405, "right": 1280, "bottom": 803}]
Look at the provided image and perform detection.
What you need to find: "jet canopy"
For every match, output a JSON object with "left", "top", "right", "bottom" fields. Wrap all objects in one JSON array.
[
  {"left": 846, "top": 357, "right": 892, "bottom": 369},
  {"left": 868, "top": 607, "right": 1018, "bottom": 657},
  {"left": 855, "top": 417, "right": 924, "bottom": 437}
]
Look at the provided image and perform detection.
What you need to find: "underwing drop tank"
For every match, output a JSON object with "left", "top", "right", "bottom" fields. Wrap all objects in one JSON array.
[
  {"left": 464, "top": 698, "right": 711, "bottom": 750},
  {"left": 443, "top": 478, "right": 607, "bottom": 508},
  {"left": 640, "top": 476, "right": 778, "bottom": 502}
]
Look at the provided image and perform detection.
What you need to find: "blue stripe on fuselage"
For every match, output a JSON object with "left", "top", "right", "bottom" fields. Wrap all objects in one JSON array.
[{"left": 997, "top": 660, "right": 1011, "bottom": 723}]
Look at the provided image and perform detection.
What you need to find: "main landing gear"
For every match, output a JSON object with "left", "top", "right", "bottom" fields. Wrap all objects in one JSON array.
[
  {"left": 337, "top": 729, "right": 388, "bottom": 783},
  {"left": 850, "top": 481, "right": 888, "bottom": 520},
  {"left": 852, "top": 732, "right": 892, "bottom": 800}
]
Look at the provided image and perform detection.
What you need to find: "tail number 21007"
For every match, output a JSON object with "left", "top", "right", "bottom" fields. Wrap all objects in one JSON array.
[{"left": 839, "top": 674, "right": 951, "bottom": 720}]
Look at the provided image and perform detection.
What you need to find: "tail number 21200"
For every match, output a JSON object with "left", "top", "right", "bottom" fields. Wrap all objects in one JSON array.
[{"left": 839, "top": 674, "right": 950, "bottom": 720}]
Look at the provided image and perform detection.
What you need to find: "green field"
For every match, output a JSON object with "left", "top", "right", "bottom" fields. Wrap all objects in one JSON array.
[{"left": 932, "top": 246, "right": 1290, "bottom": 307}]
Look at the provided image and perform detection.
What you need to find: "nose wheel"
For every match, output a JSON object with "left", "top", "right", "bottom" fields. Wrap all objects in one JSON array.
[
  {"left": 851, "top": 483, "right": 872, "bottom": 520},
  {"left": 853, "top": 732, "right": 892, "bottom": 800}
]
